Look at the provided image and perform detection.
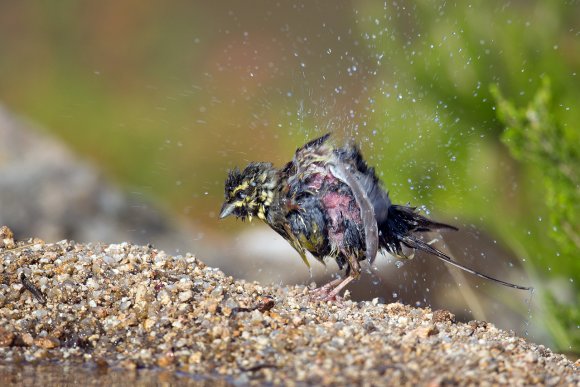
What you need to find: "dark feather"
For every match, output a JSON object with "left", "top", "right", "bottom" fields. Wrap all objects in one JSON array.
[
  {"left": 297, "top": 132, "right": 331, "bottom": 152},
  {"left": 400, "top": 234, "right": 531, "bottom": 290},
  {"left": 382, "top": 205, "right": 531, "bottom": 291},
  {"left": 225, "top": 167, "right": 243, "bottom": 195},
  {"left": 329, "top": 162, "right": 379, "bottom": 263}
]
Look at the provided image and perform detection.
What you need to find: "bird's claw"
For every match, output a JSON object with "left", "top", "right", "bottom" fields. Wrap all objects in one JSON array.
[
  {"left": 309, "top": 287, "right": 342, "bottom": 302},
  {"left": 308, "top": 278, "right": 349, "bottom": 302}
]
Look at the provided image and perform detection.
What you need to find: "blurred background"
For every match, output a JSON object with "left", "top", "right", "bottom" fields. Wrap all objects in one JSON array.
[{"left": 0, "top": 1, "right": 577, "bottom": 355}]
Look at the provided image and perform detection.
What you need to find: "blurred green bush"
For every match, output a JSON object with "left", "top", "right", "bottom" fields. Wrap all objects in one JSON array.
[
  {"left": 492, "top": 78, "right": 579, "bottom": 352},
  {"left": 356, "top": 0, "right": 579, "bottom": 353}
]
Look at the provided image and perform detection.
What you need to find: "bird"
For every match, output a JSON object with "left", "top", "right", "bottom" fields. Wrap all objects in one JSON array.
[{"left": 220, "top": 133, "right": 532, "bottom": 300}]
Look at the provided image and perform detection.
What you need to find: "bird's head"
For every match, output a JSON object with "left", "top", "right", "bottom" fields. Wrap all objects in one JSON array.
[{"left": 219, "top": 162, "right": 277, "bottom": 222}]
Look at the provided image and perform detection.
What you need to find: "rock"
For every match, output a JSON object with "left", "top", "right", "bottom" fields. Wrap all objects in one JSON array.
[
  {"left": 524, "top": 352, "right": 539, "bottom": 363},
  {"left": 188, "top": 352, "right": 202, "bottom": 364},
  {"left": 178, "top": 290, "right": 192, "bottom": 302},
  {"left": 33, "top": 337, "right": 60, "bottom": 349},
  {"left": 21, "top": 333, "right": 34, "bottom": 347},
  {"left": 0, "top": 105, "right": 200, "bottom": 253},
  {"left": 0, "top": 327, "right": 14, "bottom": 347},
  {"left": 0, "top": 225, "right": 15, "bottom": 249},
  {"left": 432, "top": 309, "right": 456, "bottom": 324},
  {"left": 119, "top": 359, "right": 137, "bottom": 370},
  {"left": 415, "top": 325, "right": 439, "bottom": 338},
  {"left": 157, "top": 353, "right": 175, "bottom": 368}
]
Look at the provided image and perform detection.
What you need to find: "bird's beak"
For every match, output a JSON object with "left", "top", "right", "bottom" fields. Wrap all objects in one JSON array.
[{"left": 219, "top": 202, "right": 235, "bottom": 219}]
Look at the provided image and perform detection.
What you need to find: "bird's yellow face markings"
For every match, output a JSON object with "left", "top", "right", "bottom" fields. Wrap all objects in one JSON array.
[
  {"left": 259, "top": 189, "right": 274, "bottom": 206},
  {"left": 229, "top": 180, "right": 252, "bottom": 202},
  {"left": 224, "top": 176, "right": 274, "bottom": 223},
  {"left": 222, "top": 162, "right": 277, "bottom": 222},
  {"left": 231, "top": 181, "right": 250, "bottom": 196}
]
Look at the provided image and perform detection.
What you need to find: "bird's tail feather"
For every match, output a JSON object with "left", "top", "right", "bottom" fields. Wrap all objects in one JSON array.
[{"left": 380, "top": 205, "right": 532, "bottom": 291}]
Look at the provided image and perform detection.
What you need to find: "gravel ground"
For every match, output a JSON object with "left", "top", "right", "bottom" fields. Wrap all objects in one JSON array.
[{"left": 0, "top": 226, "right": 578, "bottom": 385}]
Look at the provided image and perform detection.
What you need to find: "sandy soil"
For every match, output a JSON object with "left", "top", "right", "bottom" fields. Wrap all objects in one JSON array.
[{"left": 0, "top": 228, "right": 577, "bottom": 385}]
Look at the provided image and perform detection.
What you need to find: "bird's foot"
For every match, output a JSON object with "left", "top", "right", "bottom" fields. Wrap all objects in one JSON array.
[
  {"left": 309, "top": 277, "right": 342, "bottom": 301},
  {"left": 308, "top": 276, "right": 355, "bottom": 302},
  {"left": 309, "top": 287, "right": 342, "bottom": 302}
]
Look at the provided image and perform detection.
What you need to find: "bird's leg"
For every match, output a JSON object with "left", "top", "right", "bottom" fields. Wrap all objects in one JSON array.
[
  {"left": 309, "top": 276, "right": 344, "bottom": 300},
  {"left": 311, "top": 255, "right": 361, "bottom": 301},
  {"left": 324, "top": 275, "right": 355, "bottom": 300}
]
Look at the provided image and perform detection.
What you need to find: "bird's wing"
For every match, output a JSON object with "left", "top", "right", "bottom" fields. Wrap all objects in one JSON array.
[
  {"left": 291, "top": 133, "right": 379, "bottom": 263},
  {"left": 329, "top": 161, "right": 379, "bottom": 263},
  {"left": 294, "top": 133, "right": 331, "bottom": 154},
  {"left": 282, "top": 223, "right": 312, "bottom": 269},
  {"left": 335, "top": 143, "right": 391, "bottom": 224}
]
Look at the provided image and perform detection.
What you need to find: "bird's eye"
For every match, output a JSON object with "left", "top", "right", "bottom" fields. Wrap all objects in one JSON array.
[{"left": 236, "top": 191, "right": 246, "bottom": 200}]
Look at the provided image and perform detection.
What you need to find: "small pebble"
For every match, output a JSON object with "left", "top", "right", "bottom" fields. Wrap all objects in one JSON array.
[
  {"left": 0, "top": 328, "right": 15, "bottom": 347},
  {"left": 33, "top": 337, "right": 60, "bottom": 349}
]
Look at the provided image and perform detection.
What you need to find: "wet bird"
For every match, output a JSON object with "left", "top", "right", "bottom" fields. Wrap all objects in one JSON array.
[{"left": 220, "top": 133, "right": 531, "bottom": 300}]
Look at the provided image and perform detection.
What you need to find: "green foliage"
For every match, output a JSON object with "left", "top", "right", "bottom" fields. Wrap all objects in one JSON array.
[
  {"left": 492, "top": 79, "right": 579, "bottom": 352},
  {"left": 493, "top": 79, "right": 580, "bottom": 256},
  {"left": 356, "top": 1, "right": 579, "bottom": 352}
]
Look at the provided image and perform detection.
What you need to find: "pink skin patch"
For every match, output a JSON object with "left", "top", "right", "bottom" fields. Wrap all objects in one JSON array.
[
  {"left": 322, "top": 191, "right": 352, "bottom": 213},
  {"left": 323, "top": 191, "right": 348, "bottom": 246},
  {"left": 302, "top": 163, "right": 362, "bottom": 250},
  {"left": 306, "top": 173, "right": 324, "bottom": 190},
  {"left": 322, "top": 188, "right": 361, "bottom": 249},
  {"left": 305, "top": 164, "right": 334, "bottom": 191}
]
